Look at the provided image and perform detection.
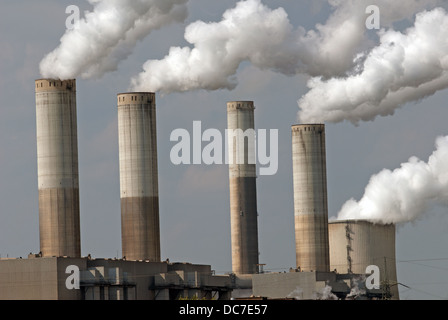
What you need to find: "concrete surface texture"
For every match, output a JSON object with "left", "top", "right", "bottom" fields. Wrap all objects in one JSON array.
[
  {"left": 35, "top": 79, "right": 81, "bottom": 258},
  {"left": 0, "top": 257, "right": 231, "bottom": 300},
  {"left": 227, "top": 101, "right": 259, "bottom": 275},
  {"left": 292, "top": 124, "right": 330, "bottom": 272},
  {"left": 328, "top": 219, "right": 399, "bottom": 299},
  {"left": 117, "top": 93, "right": 160, "bottom": 262}
]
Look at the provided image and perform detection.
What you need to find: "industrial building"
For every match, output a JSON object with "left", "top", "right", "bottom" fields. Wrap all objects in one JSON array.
[
  {"left": 0, "top": 255, "right": 234, "bottom": 300},
  {"left": 0, "top": 79, "right": 400, "bottom": 300},
  {"left": 250, "top": 219, "right": 399, "bottom": 300},
  {"left": 329, "top": 219, "right": 399, "bottom": 299}
]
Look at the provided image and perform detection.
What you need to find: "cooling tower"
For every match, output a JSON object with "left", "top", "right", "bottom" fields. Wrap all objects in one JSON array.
[
  {"left": 291, "top": 124, "right": 330, "bottom": 272},
  {"left": 35, "top": 79, "right": 81, "bottom": 257},
  {"left": 328, "top": 220, "right": 399, "bottom": 300},
  {"left": 227, "top": 101, "right": 259, "bottom": 274},
  {"left": 118, "top": 93, "right": 160, "bottom": 262}
]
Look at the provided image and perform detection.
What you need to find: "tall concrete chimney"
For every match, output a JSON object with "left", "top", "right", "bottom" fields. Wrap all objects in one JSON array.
[
  {"left": 117, "top": 92, "right": 160, "bottom": 261},
  {"left": 291, "top": 124, "right": 330, "bottom": 272},
  {"left": 35, "top": 79, "right": 81, "bottom": 257},
  {"left": 227, "top": 101, "right": 259, "bottom": 274}
]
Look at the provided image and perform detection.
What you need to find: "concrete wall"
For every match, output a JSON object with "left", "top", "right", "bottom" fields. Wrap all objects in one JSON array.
[
  {"left": 168, "top": 262, "right": 211, "bottom": 274},
  {"left": 154, "top": 270, "right": 232, "bottom": 300},
  {"left": 0, "top": 257, "right": 231, "bottom": 300},
  {"left": 328, "top": 220, "right": 399, "bottom": 299},
  {"left": 0, "top": 257, "right": 86, "bottom": 300},
  {"left": 252, "top": 272, "right": 327, "bottom": 300},
  {"left": 87, "top": 258, "right": 167, "bottom": 300},
  {"left": 117, "top": 93, "right": 160, "bottom": 262},
  {"left": 291, "top": 124, "right": 330, "bottom": 272},
  {"left": 227, "top": 101, "right": 259, "bottom": 275},
  {"left": 35, "top": 79, "right": 81, "bottom": 258}
]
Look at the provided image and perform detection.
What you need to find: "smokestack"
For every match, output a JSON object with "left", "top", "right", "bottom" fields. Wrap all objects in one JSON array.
[
  {"left": 291, "top": 124, "right": 330, "bottom": 272},
  {"left": 35, "top": 79, "right": 81, "bottom": 257},
  {"left": 227, "top": 101, "right": 259, "bottom": 274},
  {"left": 117, "top": 92, "right": 160, "bottom": 261}
]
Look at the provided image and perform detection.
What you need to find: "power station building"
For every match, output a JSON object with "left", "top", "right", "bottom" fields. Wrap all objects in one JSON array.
[
  {"left": 0, "top": 255, "right": 235, "bottom": 300},
  {"left": 329, "top": 220, "right": 399, "bottom": 300},
  {"left": 0, "top": 80, "right": 400, "bottom": 300}
]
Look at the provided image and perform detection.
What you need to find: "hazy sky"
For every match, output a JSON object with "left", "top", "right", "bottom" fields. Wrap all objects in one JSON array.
[{"left": 1, "top": 0, "right": 448, "bottom": 300}]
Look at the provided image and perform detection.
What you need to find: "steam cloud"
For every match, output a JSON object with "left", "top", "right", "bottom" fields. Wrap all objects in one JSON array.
[
  {"left": 130, "top": 0, "right": 368, "bottom": 92},
  {"left": 299, "top": 7, "right": 448, "bottom": 125},
  {"left": 130, "top": 0, "right": 443, "bottom": 95},
  {"left": 40, "top": 0, "right": 189, "bottom": 80},
  {"left": 337, "top": 136, "right": 448, "bottom": 224}
]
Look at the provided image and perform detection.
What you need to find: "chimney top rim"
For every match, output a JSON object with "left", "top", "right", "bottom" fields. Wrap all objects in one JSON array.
[
  {"left": 35, "top": 78, "right": 76, "bottom": 82},
  {"left": 117, "top": 92, "right": 156, "bottom": 96}
]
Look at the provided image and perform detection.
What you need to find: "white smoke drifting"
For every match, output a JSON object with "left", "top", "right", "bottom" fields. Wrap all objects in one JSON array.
[
  {"left": 40, "top": 0, "right": 188, "bottom": 80},
  {"left": 299, "top": 7, "right": 448, "bottom": 125},
  {"left": 346, "top": 277, "right": 367, "bottom": 300},
  {"left": 130, "top": 0, "right": 443, "bottom": 94},
  {"left": 130, "top": 0, "right": 368, "bottom": 92},
  {"left": 315, "top": 285, "right": 338, "bottom": 300},
  {"left": 131, "top": 0, "right": 308, "bottom": 92},
  {"left": 337, "top": 136, "right": 448, "bottom": 224}
]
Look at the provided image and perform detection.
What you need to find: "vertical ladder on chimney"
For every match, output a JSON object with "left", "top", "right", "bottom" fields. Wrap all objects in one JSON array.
[{"left": 345, "top": 223, "right": 353, "bottom": 274}]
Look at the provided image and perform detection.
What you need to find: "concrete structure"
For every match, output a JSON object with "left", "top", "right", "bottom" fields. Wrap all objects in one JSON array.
[
  {"left": 291, "top": 124, "right": 330, "bottom": 272},
  {"left": 0, "top": 255, "right": 85, "bottom": 300},
  {"left": 153, "top": 263, "right": 233, "bottom": 300},
  {"left": 35, "top": 79, "right": 81, "bottom": 258},
  {"left": 227, "top": 101, "right": 259, "bottom": 275},
  {"left": 328, "top": 220, "right": 399, "bottom": 300},
  {"left": 252, "top": 271, "right": 342, "bottom": 300},
  {"left": 0, "top": 256, "right": 232, "bottom": 300},
  {"left": 250, "top": 270, "right": 383, "bottom": 300},
  {"left": 118, "top": 93, "right": 160, "bottom": 262},
  {"left": 230, "top": 274, "right": 254, "bottom": 299}
]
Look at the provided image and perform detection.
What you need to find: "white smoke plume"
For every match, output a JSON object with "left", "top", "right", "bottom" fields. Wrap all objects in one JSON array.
[
  {"left": 346, "top": 277, "right": 367, "bottom": 300},
  {"left": 131, "top": 0, "right": 302, "bottom": 92},
  {"left": 337, "top": 136, "right": 448, "bottom": 224},
  {"left": 130, "top": 0, "right": 366, "bottom": 92},
  {"left": 299, "top": 7, "right": 448, "bottom": 125},
  {"left": 315, "top": 284, "right": 338, "bottom": 300},
  {"left": 130, "top": 0, "right": 442, "bottom": 93},
  {"left": 40, "top": 0, "right": 189, "bottom": 80}
]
